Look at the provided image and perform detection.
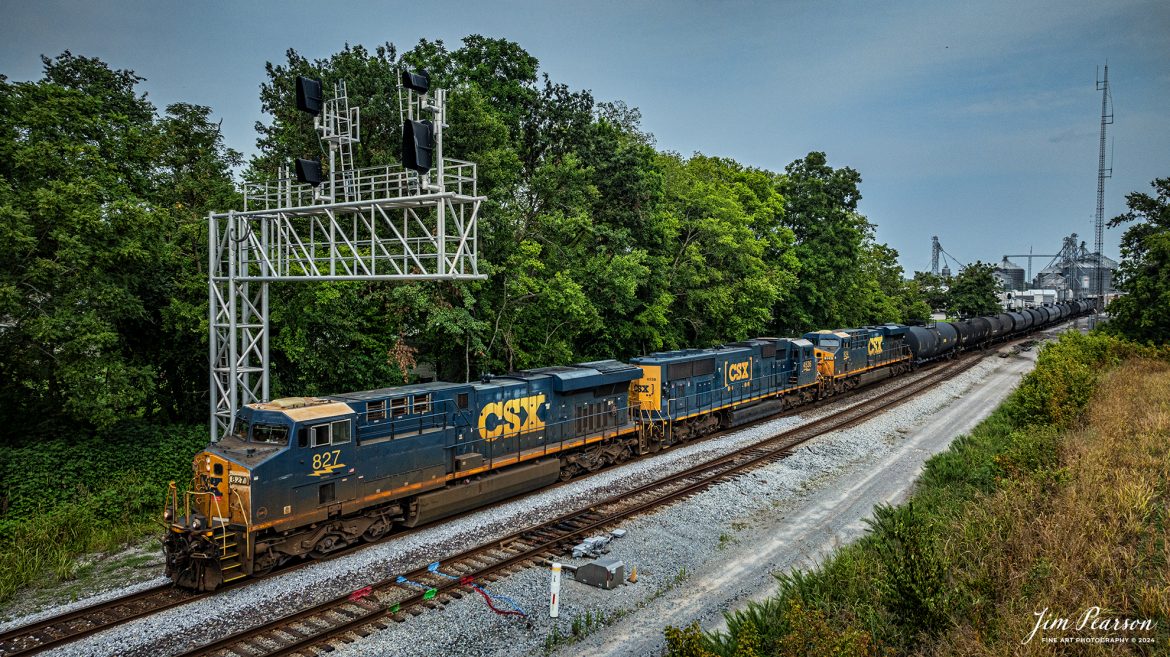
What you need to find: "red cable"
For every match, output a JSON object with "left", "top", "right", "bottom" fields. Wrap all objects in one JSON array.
[{"left": 471, "top": 583, "right": 526, "bottom": 617}]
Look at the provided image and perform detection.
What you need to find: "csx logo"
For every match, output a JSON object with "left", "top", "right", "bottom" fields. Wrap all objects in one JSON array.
[
  {"left": 479, "top": 394, "right": 546, "bottom": 442},
  {"left": 632, "top": 383, "right": 652, "bottom": 394},
  {"left": 868, "top": 336, "right": 883, "bottom": 356},
  {"left": 728, "top": 361, "right": 751, "bottom": 382}
]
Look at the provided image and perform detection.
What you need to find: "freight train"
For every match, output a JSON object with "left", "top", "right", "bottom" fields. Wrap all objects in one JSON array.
[{"left": 164, "top": 301, "right": 1091, "bottom": 590}]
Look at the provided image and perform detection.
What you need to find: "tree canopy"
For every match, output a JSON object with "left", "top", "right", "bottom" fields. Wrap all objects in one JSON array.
[
  {"left": 945, "top": 262, "right": 1001, "bottom": 318},
  {"left": 0, "top": 53, "right": 239, "bottom": 432},
  {"left": 1106, "top": 176, "right": 1170, "bottom": 344},
  {"left": 0, "top": 39, "right": 932, "bottom": 440}
]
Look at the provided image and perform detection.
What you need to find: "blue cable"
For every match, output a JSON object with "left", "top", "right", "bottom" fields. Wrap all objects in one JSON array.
[{"left": 427, "top": 561, "right": 528, "bottom": 616}]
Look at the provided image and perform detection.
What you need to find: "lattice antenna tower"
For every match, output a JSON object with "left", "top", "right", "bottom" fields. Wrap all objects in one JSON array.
[
  {"left": 208, "top": 71, "right": 485, "bottom": 440},
  {"left": 1094, "top": 63, "right": 1113, "bottom": 316},
  {"left": 931, "top": 235, "right": 941, "bottom": 275}
]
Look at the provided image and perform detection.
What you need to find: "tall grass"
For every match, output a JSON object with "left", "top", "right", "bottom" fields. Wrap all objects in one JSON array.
[
  {"left": 664, "top": 332, "right": 1170, "bottom": 656},
  {"left": 0, "top": 479, "right": 163, "bottom": 603},
  {"left": 0, "top": 422, "right": 207, "bottom": 605}
]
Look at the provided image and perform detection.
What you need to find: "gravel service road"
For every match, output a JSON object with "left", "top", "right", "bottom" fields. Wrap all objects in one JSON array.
[{"left": 10, "top": 326, "right": 1071, "bottom": 657}]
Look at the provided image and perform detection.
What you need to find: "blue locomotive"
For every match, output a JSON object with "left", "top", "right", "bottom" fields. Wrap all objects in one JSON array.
[
  {"left": 164, "top": 360, "right": 641, "bottom": 590},
  {"left": 164, "top": 302, "right": 1089, "bottom": 590}
]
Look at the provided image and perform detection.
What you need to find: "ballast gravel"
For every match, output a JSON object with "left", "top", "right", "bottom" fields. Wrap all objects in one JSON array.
[{"left": 15, "top": 342, "right": 1048, "bottom": 657}]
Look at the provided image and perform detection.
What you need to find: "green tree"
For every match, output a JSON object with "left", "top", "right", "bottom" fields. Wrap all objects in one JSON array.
[
  {"left": 0, "top": 53, "right": 237, "bottom": 432},
  {"left": 773, "top": 152, "right": 870, "bottom": 332},
  {"left": 946, "top": 261, "right": 1001, "bottom": 318},
  {"left": 860, "top": 242, "right": 931, "bottom": 324},
  {"left": 913, "top": 271, "right": 949, "bottom": 313},
  {"left": 652, "top": 153, "right": 796, "bottom": 348},
  {"left": 1106, "top": 176, "right": 1170, "bottom": 344}
]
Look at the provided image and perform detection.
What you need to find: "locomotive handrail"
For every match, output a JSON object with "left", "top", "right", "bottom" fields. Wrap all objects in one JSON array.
[{"left": 231, "top": 488, "right": 252, "bottom": 560}]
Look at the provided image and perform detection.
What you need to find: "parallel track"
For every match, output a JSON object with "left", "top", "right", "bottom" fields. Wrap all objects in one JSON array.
[
  {"left": 1, "top": 331, "right": 1037, "bottom": 657},
  {"left": 0, "top": 585, "right": 199, "bottom": 657},
  {"left": 0, "top": 349, "right": 940, "bottom": 656},
  {"left": 178, "top": 355, "right": 980, "bottom": 657}
]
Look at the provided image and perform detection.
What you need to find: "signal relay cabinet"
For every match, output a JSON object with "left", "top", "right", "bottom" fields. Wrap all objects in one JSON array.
[{"left": 574, "top": 558, "right": 626, "bottom": 590}]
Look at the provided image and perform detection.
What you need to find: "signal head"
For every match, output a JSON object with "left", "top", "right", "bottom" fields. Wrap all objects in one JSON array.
[
  {"left": 295, "top": 76, "right": 323, "bottom": 115},
  {"left": 401, "top": 69, "right": 430, "bottom": 94},
  {"left": 295, "top": 158, "right": 323, "bottom": 186}
]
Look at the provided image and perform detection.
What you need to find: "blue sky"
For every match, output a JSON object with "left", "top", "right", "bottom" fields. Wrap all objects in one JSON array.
[{"left": 2, "top": 0, "right": 1167, "bottom": 273}]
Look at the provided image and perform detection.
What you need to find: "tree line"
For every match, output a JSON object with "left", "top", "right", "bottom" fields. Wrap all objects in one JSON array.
[
  {"left": 0, "top": 38, "right": 935, "bottom": 441},
  {"left": 6, "top": 37, "right": 1163, "bottom": 446}
]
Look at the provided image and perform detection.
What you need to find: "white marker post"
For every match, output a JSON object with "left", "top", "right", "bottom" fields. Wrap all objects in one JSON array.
[{"left": 549, "top": 562, "right": 562, "bottom": 618}]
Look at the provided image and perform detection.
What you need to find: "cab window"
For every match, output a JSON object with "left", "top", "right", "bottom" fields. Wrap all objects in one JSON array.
[
  {"left": 232, "top": 418, "right": 250, "bottom": 441},
  {"left": 311, "top": 424, "right": 331, "bottom": 447},
  {"left": 310, "top": 420, "right": 352, "bottom": 447},
  {"left": 330, "top": 420, "right": 351, "bottom": 445},
  {"left": 252, "top": 424, "right": 289, "bottom": 445}
]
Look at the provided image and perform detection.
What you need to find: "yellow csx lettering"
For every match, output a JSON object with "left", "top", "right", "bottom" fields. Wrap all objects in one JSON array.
[
  {"left": 727, "top": 361, "right": 751, "bottom": 383},
  {"left": 479, "top": 394, "right": 546, "bottom": 442},
  {"left": 631, "top": 383, "right": 652, "bottom": 395},
  {"left": 868, "top": 336, "right": 883, "bottom": 356}
]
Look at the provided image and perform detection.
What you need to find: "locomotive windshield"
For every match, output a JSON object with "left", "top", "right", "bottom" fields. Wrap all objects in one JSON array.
[
  {"left": 252, "top": 424, "right": 290, "bottom": 445},
  {"left": 232, "top": 418, "right": 250, "bottom": 440}
]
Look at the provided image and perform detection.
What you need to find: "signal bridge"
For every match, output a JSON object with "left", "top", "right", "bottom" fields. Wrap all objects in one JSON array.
[{"left": 209, "top": 72, "right": 485, "bottom": 440}]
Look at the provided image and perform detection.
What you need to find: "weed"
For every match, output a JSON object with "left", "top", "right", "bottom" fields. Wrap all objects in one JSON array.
[{"left": 665, "top": 335, "right": 1170, "bottom": 656}]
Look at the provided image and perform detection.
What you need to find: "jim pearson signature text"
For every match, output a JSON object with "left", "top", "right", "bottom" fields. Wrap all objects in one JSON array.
[{"left": 1024, "top": 607, "right": 1157, "bottom": 644}]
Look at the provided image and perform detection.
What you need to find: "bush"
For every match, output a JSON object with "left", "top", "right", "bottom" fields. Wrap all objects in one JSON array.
[
  {"left": 0, "top": 421, "right": 207, "bottom": 532},
  {"left": 1006, "top": 331, "right": 1131, "bottom": 428},
  {"left": 0, "top": 421, "right": 208, "bottom": 602},
  {"left": 866, "top": 503, "right": 947, "bottom": 635},
  {"left": 666, "top": 331, "right": 1169, "bottom": 656}
]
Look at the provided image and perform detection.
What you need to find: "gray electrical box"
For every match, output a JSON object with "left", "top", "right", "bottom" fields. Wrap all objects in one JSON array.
[{"left": 573, "top": 558, "right": 625, "bottom": 590}]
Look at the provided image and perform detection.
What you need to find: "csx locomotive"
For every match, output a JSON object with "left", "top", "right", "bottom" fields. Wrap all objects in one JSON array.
[{"left": 164, "top": 301, "right": 1090, "bottom": 590}]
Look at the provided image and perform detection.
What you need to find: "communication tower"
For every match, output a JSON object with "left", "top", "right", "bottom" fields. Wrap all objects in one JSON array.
[
  {"left": 208, "top": 71, "right": 485, "bottom": 440},
  {"left": 1093, "top": 64, "right": 1113, "bottom": 318}
]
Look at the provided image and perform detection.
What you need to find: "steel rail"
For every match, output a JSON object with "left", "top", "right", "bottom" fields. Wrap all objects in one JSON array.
[{"left": 178, "top": 355, "right": 980, "bottom": 657}]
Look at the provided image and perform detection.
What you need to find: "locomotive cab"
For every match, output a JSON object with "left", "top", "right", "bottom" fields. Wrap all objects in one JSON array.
[{"left": 163, "top": 398, "right": 341, "bottom": 591}]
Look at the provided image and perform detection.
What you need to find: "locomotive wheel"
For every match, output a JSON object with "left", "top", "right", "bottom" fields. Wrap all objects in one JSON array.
[
  {"left": 363, "top": 519, "right": 391, "bottom": 542},
  {"left": 310, "top": 533, "right": 348, "bottom": 559},
  {"left": 251, "top": 554, "right": 277, "bottom": 577}
]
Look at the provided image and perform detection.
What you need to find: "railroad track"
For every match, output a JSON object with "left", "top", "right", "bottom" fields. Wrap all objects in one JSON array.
[
  {"left": 0, "top": 584, "right": 199, "bottom": 657},
  {"left": 175, "top": 354, "right": 980, "bottom": 657},
  {"left": 0, "top": 343, "right": 1000, "bottom": 657}
]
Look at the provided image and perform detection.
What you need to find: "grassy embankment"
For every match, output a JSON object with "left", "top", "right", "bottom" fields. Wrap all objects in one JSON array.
[
  {"left": 666, "top": 331, "right": 1170, "bottom": 656},
  {"left": 0, "top": 423, "right": 206, "bottom": 607}
]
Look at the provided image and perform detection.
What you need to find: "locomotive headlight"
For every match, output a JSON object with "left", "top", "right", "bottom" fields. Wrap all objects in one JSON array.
[
  {"left": 163, "top": 507, "right": 173, "bottom": 522},
  {"left": 191, "top": 517, "right": 202, "bottom": 530}
]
